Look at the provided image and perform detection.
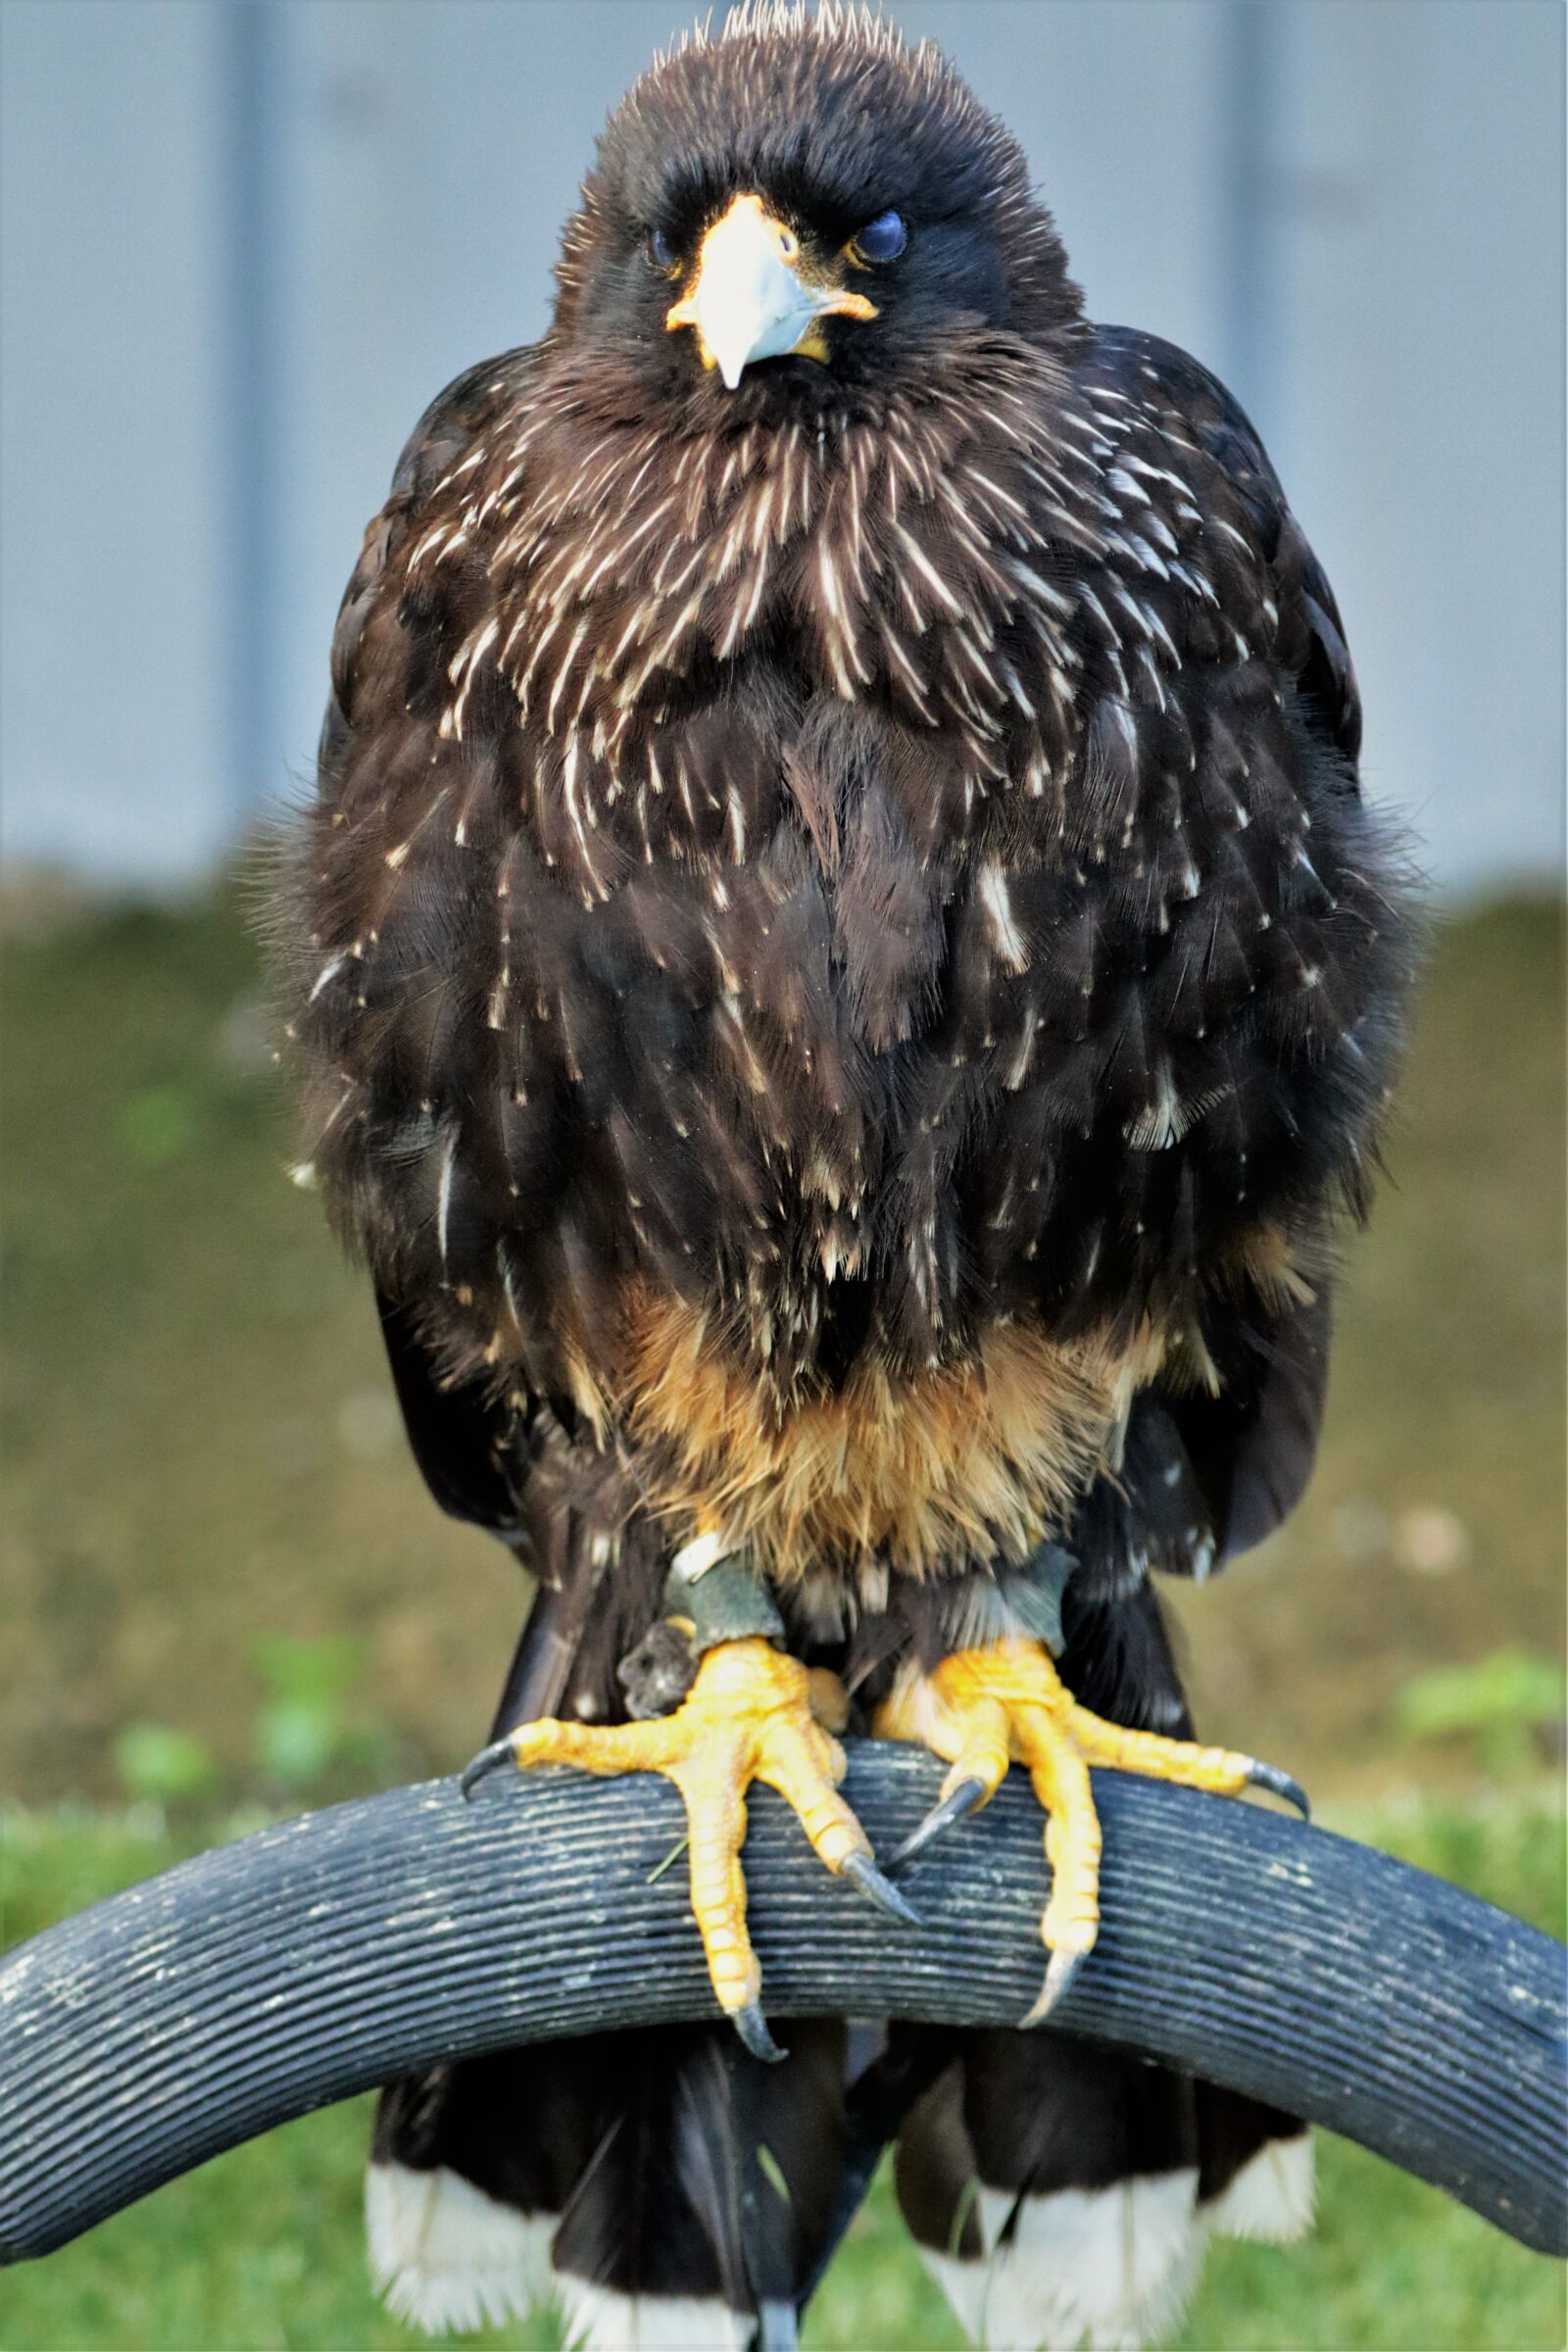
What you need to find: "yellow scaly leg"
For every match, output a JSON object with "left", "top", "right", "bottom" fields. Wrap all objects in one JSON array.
[
  {"left": 462, "top": 1637, "right": 916, "bottom": 2057},
  {"left": 873, "top": 1638, "right": 1306, "bottom": 2024}
]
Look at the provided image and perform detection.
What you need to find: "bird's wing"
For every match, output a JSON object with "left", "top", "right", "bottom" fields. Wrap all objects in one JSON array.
[
  {"left": 1098, "top": 1286, "right": 1333, "bottom": 1583},
  {"left": 1117, "top": 334, "right": 1342, "bottom": 1570},
  {"left": 295, "top": 350, "right": 646, "bottom": 1698},
  {"left": 376, "top": 1290, "right": 529, "bottom": 1534},
  {"left": 317, "top": 348, "right": 529, "bottom": 778},
  {"left": 1054, "top": 326, "right": 1412, "bottom": 1577},
  {"left": 1088, "top": 323, "right": 1363, "bottom": 757},
  {"left": 293, "top": 351, "right": 540, "bottom": 1546}
]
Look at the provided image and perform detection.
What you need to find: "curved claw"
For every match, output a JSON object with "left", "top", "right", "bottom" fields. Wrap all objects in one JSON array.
[
  {"left": 732, "top": 1999, "right": 786, "bottom": 2064},
  {"left": 840, "top": 1849, "right": 922, "bottom": 1927},
  {"left": 1020, "top": 1946, "right": 1086, "bottom": 2030},
  {"left": 889, "top": 1775, "right": 989, "bottom": 1868},
  {"left": 1247, "top": 1760, "right": 1310, "bottom": 1820},
  {"left": 459, "top": 1739, "right": 516, "bottom": 1801}
]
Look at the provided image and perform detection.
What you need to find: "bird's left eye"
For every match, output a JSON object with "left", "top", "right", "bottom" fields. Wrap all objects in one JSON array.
[
  {"left": 849, "top": 210, "right": 906, "bottom": 265},
  {"left": 647, "top": 227, "right": 679, "bottom": 273}
]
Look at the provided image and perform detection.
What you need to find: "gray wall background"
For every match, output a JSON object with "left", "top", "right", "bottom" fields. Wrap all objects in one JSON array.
[{"left": 2, "top": 0, "right": 1563, "bottom": 893}]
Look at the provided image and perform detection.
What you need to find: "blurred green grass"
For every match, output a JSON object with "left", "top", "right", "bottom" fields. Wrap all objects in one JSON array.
[
  {"left": 3, "top": 1788, "right": 1562, "bottom": 2351},
  {"left": 1, "top": 883, "right": 1564, "bottom": 2346}
]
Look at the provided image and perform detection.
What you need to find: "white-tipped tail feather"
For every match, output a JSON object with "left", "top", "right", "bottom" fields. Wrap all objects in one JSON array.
[
  {"left": 366, "top": 2159, "right": 555, "bottom": 2335},
  {"left": 921, "top": 2169, "right": 1205, "bottom": 2352},
  {"left": 918, "top": 2138, "right": 1315, "bottom": 2352},
  {"left": 556, "top": 2278, "right": 754, "bottom": 2351},
  {"left": 368, "top": 2135, "right": 1313, "bottom": 2348},
  {"left": 1205, "top": 2132, "right": 1315, "bottom": 2243}
]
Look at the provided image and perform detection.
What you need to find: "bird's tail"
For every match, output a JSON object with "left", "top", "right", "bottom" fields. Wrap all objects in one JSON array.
[
  {"left": 366, "top": 2019, "right": 849, "bottom": 2347},
  {"left": 890, "top": 2029, "right": 1311, "bottom": 2352}
]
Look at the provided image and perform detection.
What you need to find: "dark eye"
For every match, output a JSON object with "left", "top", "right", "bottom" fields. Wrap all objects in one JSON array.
[
  {"left": 647, "top": 226, "right": 679, "bottom": 273},
  {"left": 850, "top": 210, "right": 906, "bottom": 265}
]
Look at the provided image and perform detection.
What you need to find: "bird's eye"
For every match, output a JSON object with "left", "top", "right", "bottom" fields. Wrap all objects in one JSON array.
[
  {"left": 647, "top": 227, "right": 679, "bottom": 273},
  {"left": 849, "top": 210, "right": 906, "bottom": 266}
]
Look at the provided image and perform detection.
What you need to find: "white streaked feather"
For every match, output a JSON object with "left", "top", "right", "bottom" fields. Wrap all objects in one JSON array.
[
  {"left": 1204, "top": 2132, "right": 1315, "bottom": 2243},
  {"left": 921, "top": 2170, "right": 1204, "bottom": 2351},
  {"left": 435, "top": 1130, "right": 458, "bottom": 1268},
  {"left": 557, "top": 2278, "right": 753, "bottom": 2351},
  {"left": 365, "top": 2160, "right": 555, "bottom": 2337},
  {"left": 1125, "top": 1063, "right": 1185, "bottom": 1152},
  {"left": 978, "top": 862, "right": 1029, "bottom": 974}
]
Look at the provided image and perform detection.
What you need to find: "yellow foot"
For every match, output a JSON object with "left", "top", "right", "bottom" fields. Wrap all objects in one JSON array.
[
  {"left": 873, "top": 1638, "right": 1306, "bottom": 2027},
  {"left": 461, "top": 1637, "right": 917, "bottom": 2059}
]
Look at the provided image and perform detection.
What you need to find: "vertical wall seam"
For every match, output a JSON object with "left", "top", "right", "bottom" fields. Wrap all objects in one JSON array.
[
  {"left": 221, "top": 0, "right": 283, "bottom": 831},
  {"left": 1221, "top": 0, "right": 1279, "bottom": 432}
]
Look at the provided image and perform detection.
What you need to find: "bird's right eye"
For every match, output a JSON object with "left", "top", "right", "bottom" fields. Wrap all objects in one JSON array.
[
  {"left": 647, "top": 227, "right": 679, "bottom": 273},
  {"left": 849, "top": 209, "right": 907, "bottom": 266}
]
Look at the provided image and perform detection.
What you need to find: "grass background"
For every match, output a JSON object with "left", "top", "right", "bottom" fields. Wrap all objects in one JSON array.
[{"left": 2, "top": 882, "right": 1565, "bottom": 2347}]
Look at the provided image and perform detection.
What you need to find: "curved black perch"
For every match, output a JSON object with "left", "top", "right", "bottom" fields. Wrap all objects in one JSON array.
[{"left": 2, "top": 1744, "right": 1564, "bottom": 2265}]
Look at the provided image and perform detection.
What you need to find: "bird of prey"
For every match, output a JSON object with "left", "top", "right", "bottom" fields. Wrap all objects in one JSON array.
[{"left": 278, "top": 4, "right": 1414, "bottom": 2343}]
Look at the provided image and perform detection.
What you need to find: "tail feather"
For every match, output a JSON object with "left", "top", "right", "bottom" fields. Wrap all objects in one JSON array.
[
  {"left": 917, "top": 2172, "right": 1205, "bottom": 2352},
  {"left": 550, "top": 2030, "right": 756, "bottom": 2313},
  {"left": 893, "top": 2035, "right": 1313, "bottom": 2351},
  {"left": 368, "top": 2022, "right": 844, "bottom": 2345},
  {"left": 556, "top": 2279, "right": 760, "bottom": 2352},
  {"left": 1199, "top": 2088, "right": 1314, "bottom": 2243},
  {"left": 366, "top": 2153, "right": 555, "bottom": 2336},
  {"left": 551, "top": 2022, "right": 844, "bottom": 2344},
  {"left": 367, "top": 2040, "right": 611, "bottom": 2335}
]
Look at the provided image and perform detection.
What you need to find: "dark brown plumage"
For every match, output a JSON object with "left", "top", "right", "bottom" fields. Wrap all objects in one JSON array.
[{"left": 276, "top": 6, "right": 1415, "bottom": 2343}]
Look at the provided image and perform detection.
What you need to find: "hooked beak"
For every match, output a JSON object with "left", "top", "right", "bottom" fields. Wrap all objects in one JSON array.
[{"left": 665, "top": 193, "right": 876, "bottom": 389}]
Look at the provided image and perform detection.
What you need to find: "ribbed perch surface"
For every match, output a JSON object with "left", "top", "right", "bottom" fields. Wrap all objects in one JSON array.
[{"left": 1, "top": 1747, "right": 1563, "bottom": 2264}]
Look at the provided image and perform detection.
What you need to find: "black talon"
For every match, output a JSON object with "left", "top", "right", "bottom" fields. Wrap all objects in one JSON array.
[
  {"left": 1020, "top": 1947, "right": 1086, "bottom": 2029},
  {"left": 1247, "top": 1760, "right": 1310, "bottom": 1820},
  {"left": 889, "top": 1776, "right": 988, "bottom": 1868},
  {"left": 841, "top": 1849, "right": 922, "bottom": 1927},
  {"left": 459, "top": 1739, "right": 516, "bottom": 1800},
  {"left": 732, "top": 2000, "right": 786, "bottom": 2063},
  {"left": 1025, "top": 1948, "right": 1086, "bottom": 2026}
]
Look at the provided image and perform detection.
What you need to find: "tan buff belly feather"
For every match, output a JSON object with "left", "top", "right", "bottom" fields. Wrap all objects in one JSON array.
[{"left": 616, "top": 1286, "right": 1168, "bottom": 1581}]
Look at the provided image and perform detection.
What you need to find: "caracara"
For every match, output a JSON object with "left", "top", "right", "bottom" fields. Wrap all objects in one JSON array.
[{"left": 277, "top": 5, "right": 1414, "bottom": 2343}]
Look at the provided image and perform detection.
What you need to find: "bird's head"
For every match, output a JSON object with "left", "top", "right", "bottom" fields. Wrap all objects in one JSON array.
[{"left": 553, "top": 2, "right": 1082, "bottom": 419}]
